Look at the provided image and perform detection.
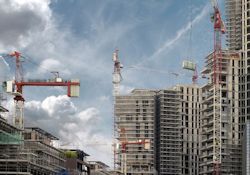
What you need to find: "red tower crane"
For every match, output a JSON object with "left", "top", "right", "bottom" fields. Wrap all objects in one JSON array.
[
  {"left": 119, "top": 128, "right": 150, "bottom": 175},
  {"left": 3, "top": 51, "right": 80, "bottom": 129},
  {"left": 211, "top": 0, "right": 225, "bottom": 85},
  {"left": 210, "top": 0, "right": 225, "bottom": 174}
]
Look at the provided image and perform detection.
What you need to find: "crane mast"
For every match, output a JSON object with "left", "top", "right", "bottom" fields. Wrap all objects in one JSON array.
[
  {"left": 3, "top": 51, "right": 80, "bottom": 129},
  {"left": 112, "top": 49, "right": 123, "bottom": 96},
  {"left": 211, "top": 0, "right": 225, "bottom": 174},
  {"left": 112, "top": 49, "right": 123, "bottom": 170}
]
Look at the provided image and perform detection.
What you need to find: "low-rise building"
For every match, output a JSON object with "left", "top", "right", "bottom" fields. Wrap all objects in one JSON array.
[
  {"left": 0, "top": 106, "right": 66, "bottom": 174},
  {"left": 64, "top": 149, "right": 90, "bottom": 175},
  {"left": 88, "top": 161, "right": 110, "bottom": 175}
]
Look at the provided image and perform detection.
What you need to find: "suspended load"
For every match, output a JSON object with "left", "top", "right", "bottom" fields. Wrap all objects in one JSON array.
[{"left": 182, "top": 60, "right": 196, "bottom": 71}]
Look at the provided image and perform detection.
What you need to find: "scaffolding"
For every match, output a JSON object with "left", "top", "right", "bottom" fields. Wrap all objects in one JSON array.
[
  {"left": 200, "top": 50, "right": 241, "bottom": 174},
  {"left": 225, "top": 0, "right": 242, "bottom": 51},
  {"left": 114, "top": 89, "right": 156, "bottom": 174},
  {"left": 0, "top": 113, "right": 66, "bottom": 175},
  {"left": 174, "top": 85, "right": 202, "bottom": 175},
  {"left": 156, "top": 89, "right": 182, "bottom": 175}
]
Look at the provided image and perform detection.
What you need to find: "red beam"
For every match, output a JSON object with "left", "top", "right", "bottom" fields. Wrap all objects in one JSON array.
[{"left": 16, "top": 81, "right": 80, "bottom": 87}]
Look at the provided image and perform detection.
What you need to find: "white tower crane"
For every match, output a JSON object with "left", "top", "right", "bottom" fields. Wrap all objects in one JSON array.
[{"left": 112, "top": 49, "right": 123, "bottom": 171}]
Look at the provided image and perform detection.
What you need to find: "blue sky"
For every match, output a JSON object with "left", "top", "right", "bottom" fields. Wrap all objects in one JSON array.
[{"left": 0, "top": 0, "right": 225, "bottom": 166}]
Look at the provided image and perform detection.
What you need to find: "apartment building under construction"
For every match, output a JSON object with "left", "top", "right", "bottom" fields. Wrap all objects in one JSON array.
[
  {"left": 115, "top": 85, "right": 204, "bottom": 175},
  {"left": 0, "top": 105, "right": 66, "bottom": 174},
  {"left": 114, "top": 89, "right": 156, "bottom": 174},
  {"left": 175, "top": 85, "right": 202, "bottom": 175},
  {"left": 200, "top": 50, "right": 241, "bottom": 174},
  {"left": 155, "top": 88, "right": 181, "bottom": 175},
  {"left": 225, "top": 0, "right": 242, "bottom": 51},
  {"left": 224, "top": 0, "right": 250, "bottom": 174}
]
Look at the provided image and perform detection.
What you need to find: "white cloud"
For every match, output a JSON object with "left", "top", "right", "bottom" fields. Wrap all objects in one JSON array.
[
  {"left": 0, "top": 0, "right": 51, "bottom": 50},
  {"left": 41, "top": 95, "right": 77, "bottom": 116},
  {"left": 38, "top": 58, "right": 71, "bottom": 75},
  {"left": 76, "top": 108, "right": 99, "bottom": 123},
  {"left": 0, "top": 0, "right": 120, "bottom": 166},
  {"left": 0, "top": 0, "right": 212, "bottom": 168},
  {"left": 99, "top": 96, "right": 110, "bottom": 102},
  {"left": 120, "top": 85, "right": 134, "bottom": 95},
  {"left": 24, "top": 95, "right": 112, "bottom": 165}
]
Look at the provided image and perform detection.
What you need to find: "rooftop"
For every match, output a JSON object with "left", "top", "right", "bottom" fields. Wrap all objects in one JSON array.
[
  {"left": 65, "top": 149, "right": 89, "bottom": 156},
  {"left": 25, "top": 127, "right": 59, "bottom": 140},
  {"left": 88, "top": 161, "right": 109, "bottom": 168}
]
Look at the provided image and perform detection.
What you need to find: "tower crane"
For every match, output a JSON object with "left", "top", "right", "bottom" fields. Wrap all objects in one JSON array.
[
  {"left": 112, "top": 49, "right": 123, "bottom": 170},
  {"left": 112, "top": 49, "right": 123, "bottom": 96},
  {"left": 210, "top": 0, "right": 225, "bottom": 174},
  {"left": 2, "top": 51, "right": 80, "bottom": 129}
]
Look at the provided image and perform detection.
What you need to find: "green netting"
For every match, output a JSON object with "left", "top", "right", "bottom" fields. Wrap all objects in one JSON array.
[
  {"left": 0, "top": 132, "right": 23, "bottom": 145},
  {"left": 64, "top": 150, "right": 77, "bottom": 158}
]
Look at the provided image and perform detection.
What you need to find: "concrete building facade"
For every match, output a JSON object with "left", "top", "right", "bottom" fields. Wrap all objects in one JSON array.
[
  {"left": 225, "top": 0, "right": 250, "bottom": 174},
  {"left": 114, "top": 89, "right": 156, "bottom": 174},
  {"left": 242, "top": 120, "right": 250, "bottom": 175},
  {"left": 0, "top": 120, "right": 66, "bottom": 174},
  {"left": 156, "top": 88, "right": 181, "bottom": 175},
  {"left": 115, "top": 86, "right": 203, "bottom": 175},
  {"left": 175, "top": 85, "right": 202, "bottom": 175},
  {"left": 64, "top": 149, "right": 90, "bottom": 175},
  {"left": 200, "top": 50, "right": 240, "bottom": 174}
]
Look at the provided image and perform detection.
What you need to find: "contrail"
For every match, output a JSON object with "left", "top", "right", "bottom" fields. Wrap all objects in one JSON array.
[
  {"left": 0, "top": 56, "right": 10, "bottom": 70},
  {"left": 138, "top": 3, "right": 210, "bottom": 66}
]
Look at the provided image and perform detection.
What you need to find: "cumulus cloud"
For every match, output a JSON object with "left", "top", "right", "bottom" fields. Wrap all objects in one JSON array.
[
  {"left": 0, "top": 0, "right": 116, "bottom": 165},
  {"left": 0, "top": 0, "right": 211, "bottom": 168},
  {"left": 0, "top": 0, "right": 51, "bottom": 50},
  {"left": 24, "top": 95, "right": 112, "bottom": 165}
]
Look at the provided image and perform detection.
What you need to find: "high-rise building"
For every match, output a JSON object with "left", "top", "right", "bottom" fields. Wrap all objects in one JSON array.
[
  {"left": 225, "top": 0, "right": 250, "bottom": 174},
  {"left": 225, "top": 0, "right": 242, "bottom": 51},
  {"left": 242, "top": 120, "right": 250, "bottom": 175},
  {"left": 175, "top": 85, "right": 202, "bottom": 175},
  {"left": 114, "top": 89, "right": 156, "bottom": 174},
  {"left": 156, "top": 85, "right": 202, "bottom": 175},
  {"left": 200, "top": 50, "right": 241, "bottom": 174},
  {"left": 114, "top": 85, "right": 203, "bottom": 175},
  {"left": 156, "top": 88, "right": 182, "bottom": 175}
]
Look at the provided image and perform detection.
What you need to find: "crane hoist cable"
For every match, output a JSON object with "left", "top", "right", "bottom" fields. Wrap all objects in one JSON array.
[
  {"left": 182, "top": 0, "right": 199, "bottom": 84},
  {"left": 0, "top": 53, "right": 55, "bottom": 76},
  {"left": 125, "top": 65, "right": 180, "bottom": 77}
]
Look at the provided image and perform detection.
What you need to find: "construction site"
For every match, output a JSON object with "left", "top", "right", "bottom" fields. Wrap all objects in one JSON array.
[
  {"left": 111, "top": 0, "right": 250, "bottom": 175},
  {"left": 0, "top": 52, "right": 110, "bottom": 174},
  {"left": 1, "top": 0, "right": 250, "bottom": 175}
]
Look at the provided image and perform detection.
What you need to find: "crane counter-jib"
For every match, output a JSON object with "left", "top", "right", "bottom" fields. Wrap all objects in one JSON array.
[
  {"left": 3, "top": 79, "right": 80, "bottom": 97},
  {"left": 16, "top": 81, "right": 80, "bottom": 87}
]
